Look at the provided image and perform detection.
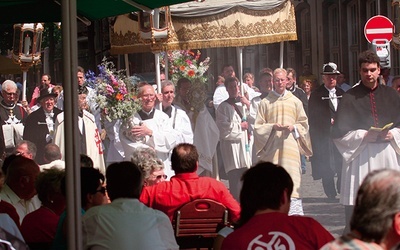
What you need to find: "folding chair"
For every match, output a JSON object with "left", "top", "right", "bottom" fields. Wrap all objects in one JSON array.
[{"left": 173, "top": 199, "right": 229, "bottom": 250}]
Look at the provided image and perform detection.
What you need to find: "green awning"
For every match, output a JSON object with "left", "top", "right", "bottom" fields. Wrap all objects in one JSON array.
[{"left": 0, "top": 0, "right": 191, "bottom": 23}]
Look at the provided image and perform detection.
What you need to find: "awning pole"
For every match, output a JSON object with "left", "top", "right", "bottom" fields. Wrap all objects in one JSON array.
[{"left": 62, "top": 0, "right": 81, "bottom": 249}]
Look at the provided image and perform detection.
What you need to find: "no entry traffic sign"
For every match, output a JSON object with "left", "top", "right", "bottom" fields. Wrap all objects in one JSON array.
[{"left": 364, "top": 15, "right": 394, "bottom": 43}]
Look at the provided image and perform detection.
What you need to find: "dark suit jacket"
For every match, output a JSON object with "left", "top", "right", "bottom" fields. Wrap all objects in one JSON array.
[
  {"left": 23, "top": 107, "right": 62, "bottom": 164},
  {"left": 308, "top": 84, "right": 344, "bottom": 180},
  {"left": 291, "top": 86, "right": 309, "bottom": 115}
]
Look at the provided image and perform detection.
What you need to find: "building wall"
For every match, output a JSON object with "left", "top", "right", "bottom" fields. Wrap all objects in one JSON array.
[{"left": 294, "top": 0, "right": 398, "bottom": 85}]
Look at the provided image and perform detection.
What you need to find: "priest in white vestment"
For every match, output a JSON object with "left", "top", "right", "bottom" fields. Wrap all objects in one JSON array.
[
  {"left": 160, "top": 81, "right": 193, "bottom": 145},
  {"left": 254, "top": 68, "right": 312, "bottom": 215},
  {"left": 119, "top": 84, "right": 177, "bottom": 179}
]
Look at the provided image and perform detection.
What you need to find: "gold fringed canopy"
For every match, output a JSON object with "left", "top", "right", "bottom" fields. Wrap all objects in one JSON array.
[{"left": 110, "top": 0, "right": 297, "bottom": 54}]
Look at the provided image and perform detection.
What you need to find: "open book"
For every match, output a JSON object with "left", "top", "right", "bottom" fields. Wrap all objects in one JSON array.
[{"left": 369, "top": 122, "right": 393, "bottom": 132}]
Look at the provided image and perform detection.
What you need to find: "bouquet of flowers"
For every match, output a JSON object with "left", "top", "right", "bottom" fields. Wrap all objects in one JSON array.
[
  {"left": 85, "top": 58, "right": 141, "bottom": 122},
  {"left": 160, "top": 50, "right": 210, "bottom": 84}
]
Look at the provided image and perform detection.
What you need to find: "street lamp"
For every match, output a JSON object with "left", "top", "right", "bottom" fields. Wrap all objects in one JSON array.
[
  {"left": 12, "top": 23, "right": 44, "bottom": 101},
  {"left": 138, "top": 7, "right": 171, "bottom": 46}
]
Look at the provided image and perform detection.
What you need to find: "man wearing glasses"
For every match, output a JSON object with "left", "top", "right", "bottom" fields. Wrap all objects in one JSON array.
[
  {"left": 119, "top": 84, "right": 176, "bottom": 179},
  {"left": 0, "top": 80, "right": 28, "bottom": 159},
  {"left": 254, "top": 68, "right": 312, "bottom": 216}
]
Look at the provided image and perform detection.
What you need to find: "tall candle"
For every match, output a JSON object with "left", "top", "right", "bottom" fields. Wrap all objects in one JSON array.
[{"left": 24, "top": 35, "right": 31, "bottom": 55}]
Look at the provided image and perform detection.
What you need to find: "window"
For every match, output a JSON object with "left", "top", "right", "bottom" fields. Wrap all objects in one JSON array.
[
  {"left": 301, "top": 9, "right": 311, "bottom": 65},
  {"left": 347, "top": 0, "right": 360, "bottom": 84}
]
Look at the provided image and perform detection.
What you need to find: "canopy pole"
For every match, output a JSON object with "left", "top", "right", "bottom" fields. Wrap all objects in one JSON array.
[
  {"left": 22, "top": 71, "right": 27, "bottom": 101},
  {"left": 279, "top": 41, "right": 284, "bottom": 68},
  {"left": 124, "top": 54, "right": 130, "bottom": 76},
  {"left": 155, "top": 52, "right": 162, "bottom": 109},
  {"left": 164, "top": 54, "right": 169, "bottom": 80},
  {"left": 62, "top": 0, "right": 81, "bottom": 249},
  {"left": 236, "top": 46, "right": 250, "bottom": 167},
  {"left": 153, "top": 8, "right": 162, "bottom": 109}
]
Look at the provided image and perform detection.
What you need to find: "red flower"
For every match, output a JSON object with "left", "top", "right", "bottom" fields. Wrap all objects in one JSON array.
[
  {"left": 188, "top": 70, "right": 195, "bottom": 77},
  {"left": 115, "top": 93, "right": 124, "bottom": 101}
]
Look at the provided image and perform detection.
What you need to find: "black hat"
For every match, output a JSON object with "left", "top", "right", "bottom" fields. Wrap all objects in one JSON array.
[
  {"left": 321, "top": 62, "right": 340, "bottom": 75},
  {"left": 37, "top": 88, "right": 57, "bottom": 102}
]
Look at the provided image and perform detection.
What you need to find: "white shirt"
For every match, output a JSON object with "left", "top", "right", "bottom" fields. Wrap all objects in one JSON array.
[
  {"left": 82, "top": 198, "right": 179, "bottom": 250},
  {"left": 167, "top": 105, "right": 193, "bottom": 144},
  {"left": 0, "top": 184, "right": 41, "bottom": 224},
  {"left": 40, "top": 159, "right": 65, "bottom": 171},
  {"left": 213, "top": 84, "right": 229, "bottom": 110}
]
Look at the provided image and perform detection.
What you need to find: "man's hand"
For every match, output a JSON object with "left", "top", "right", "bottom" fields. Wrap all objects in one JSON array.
[
  {"left": 156, "top": 93, "right": 163, "bottom": 103},
  {"left": 378, "top": 130, "right": 393, "bottom": 141},
  {"left": 131, "top": 123, "right": 152, "bottom": 137},
  {"left": 239, "top": 95, "right": 250, "bottom": 109},
  {"left": 241, "top": 121, "right": 248, "bottom": 130},
  {"left": 273, "top": 124, "right": 293, "bottom": 132},
  {"left": 364, "top": 129, "right": 393, "bottom": 143}
]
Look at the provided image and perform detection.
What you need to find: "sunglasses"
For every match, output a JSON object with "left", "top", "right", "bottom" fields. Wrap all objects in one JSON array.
[
  {"left": 153, "top": 174, "right": 167, "bottom": 180},
  {"left": 93, "top": 186, "right": 107, "bottom": 195}
]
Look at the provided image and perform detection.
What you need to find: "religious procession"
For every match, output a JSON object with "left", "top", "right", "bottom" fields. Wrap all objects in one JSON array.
[{"left": 0, "top": 0, "right": 400, "bottom": 249}]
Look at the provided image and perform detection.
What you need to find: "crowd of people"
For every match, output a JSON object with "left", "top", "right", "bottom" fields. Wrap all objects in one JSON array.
[{"left": 0, "top": 49, "right": 398, "bottom": 249}]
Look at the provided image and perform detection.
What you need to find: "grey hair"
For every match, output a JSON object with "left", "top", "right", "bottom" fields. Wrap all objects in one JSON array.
[
  {"left": 161, "top": 80, "right": 175, "bottom": 92},
  {"left": 16, "top": 140, "right": 37, "bottom": 159},
  {"left": 273, "top": 68, "right": 287, "bottom": 77},
  {"left": 130, "top": 148, "right": 163, "bottom": 180},
  {"left": 2, "top": 80, "right": 17, "bottom": 91},
  {"left": 350, "top": 169, "right": 400, "bottom": 243}
]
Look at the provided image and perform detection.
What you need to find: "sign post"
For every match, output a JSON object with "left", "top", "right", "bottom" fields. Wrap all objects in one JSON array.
[{"left": 364, "top": 15, "right": 393, "bottom": 68}]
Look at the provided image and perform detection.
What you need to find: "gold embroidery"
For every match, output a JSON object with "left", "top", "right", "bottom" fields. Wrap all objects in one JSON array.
[{"left": 110, "top": 1, "right": 296, "bottom": 54}]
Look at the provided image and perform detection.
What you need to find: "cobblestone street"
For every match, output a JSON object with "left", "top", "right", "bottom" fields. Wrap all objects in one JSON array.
[{"left": 301, "top": 161, "right": 345, "bottom": 237}]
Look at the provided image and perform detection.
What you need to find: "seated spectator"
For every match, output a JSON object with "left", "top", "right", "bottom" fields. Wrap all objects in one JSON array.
[
  {"left": 40, "top": 144, "right": 65, "bottom": 171},
  {"left": 140, "top": 143, "right": 240, "bottom": 222},
  {"left": 0, "top": 217, "right": 28, "bottom": 249},
  {"left": 20, "top": 168, "right": 65, "bottom": 249},
  {"left": 322, "top": 169, "right": 400, "bottom": 250},
  {"left": 221, "top": 162, "right": 333, "bottom": 250},
  {"left": 1, "top": 154, "right": 18, "bottom": 181},
  {"left": 0, "top": 168, "right": 20, "bottom": 228},
  {"left": 52, "top": 167, "right": 107, "bottom": 250},
  {"left": 130, "top": 148, "right": 166, "bottom": 186},
  {"left": 82, "top": 161, "right": 179, "bottom": 250},
  {"left": 0, "top": 156, "right": 40, "bottom": 223}
]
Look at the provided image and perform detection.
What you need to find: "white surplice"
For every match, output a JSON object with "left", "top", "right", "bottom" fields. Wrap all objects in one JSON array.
[
  {"left": 119, "top": 109, "right": 177, "bottom": 179},
  {"left": 216, "top": 101, "right": 250, "bottom": 173},
  {"left": 334, "top": 128, "right": 400, "bottom": 205}
]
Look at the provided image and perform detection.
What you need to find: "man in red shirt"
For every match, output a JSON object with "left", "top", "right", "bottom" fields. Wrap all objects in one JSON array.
[
  {"left": 140, "top": 143, "right": 240, "bottom": 222},
  {"left": 222, "top": 162, "right": 333, "bottom": 250}
]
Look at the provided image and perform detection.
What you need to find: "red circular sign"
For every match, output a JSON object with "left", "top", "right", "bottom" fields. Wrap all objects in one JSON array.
[{"left": 364, "top": 15, "right": 394, "bottom": 43}]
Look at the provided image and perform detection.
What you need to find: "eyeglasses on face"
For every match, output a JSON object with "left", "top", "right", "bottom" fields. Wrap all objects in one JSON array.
[
  {"left": 93, "top": 186, "right": 107, "bottom": 195},
  {"left": 3, "top": 91, "right": 18, "bottom": 97},
  {"left": 152, "top": 174, "right": 167, "bottom": 180}
]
